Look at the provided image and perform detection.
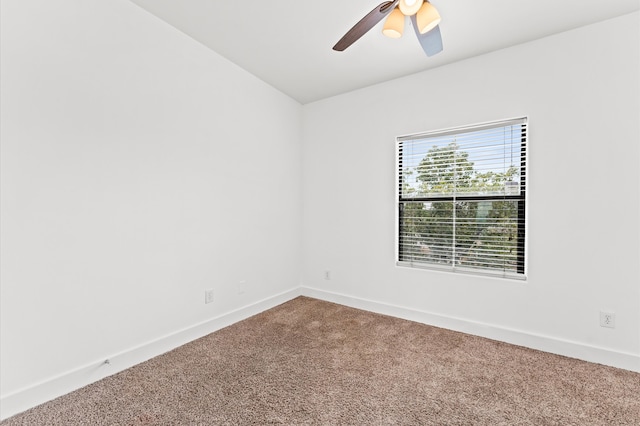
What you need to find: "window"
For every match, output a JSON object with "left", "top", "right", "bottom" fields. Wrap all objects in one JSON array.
[{"left": 397, "top": 118, "right": 527, "bottom": 279}]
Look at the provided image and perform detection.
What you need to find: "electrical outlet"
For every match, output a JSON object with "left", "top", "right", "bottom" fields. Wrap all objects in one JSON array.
[
  {"left": 238, "top": 280, "right": 246, "bottom": 295},
  {"left": 324, "top": 270, "right": 331, "bottom": 280},
  {"left": 600, "top": 311, "right": 615, "bottom": 328},
  {"left": 205, "top": 289, "right": 214, "bottom": 304}
]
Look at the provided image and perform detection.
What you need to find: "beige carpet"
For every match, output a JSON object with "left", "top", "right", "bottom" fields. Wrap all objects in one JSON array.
[{"left": 3, "top": 296, "right": 639, "bottom": 425}]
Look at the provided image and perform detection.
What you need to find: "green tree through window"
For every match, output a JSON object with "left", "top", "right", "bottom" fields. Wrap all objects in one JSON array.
[{"left": 397, "top": 119, "right": 527, "bottom": 278}]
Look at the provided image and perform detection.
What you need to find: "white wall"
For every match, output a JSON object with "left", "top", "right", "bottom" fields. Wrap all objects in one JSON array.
[
  {"left": 302, "top": 12, "right": 640, "bottom": 370},
  {"left": 0, "top": 0, "right": 302, "bottom": 412}
]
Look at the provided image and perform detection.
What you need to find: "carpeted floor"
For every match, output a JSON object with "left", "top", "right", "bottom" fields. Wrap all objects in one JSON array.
[{"left": 3, "top": 296, "right": 640, "bottom": 425}]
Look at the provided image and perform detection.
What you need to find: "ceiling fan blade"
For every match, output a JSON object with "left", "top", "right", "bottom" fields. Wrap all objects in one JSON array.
[
  {"left": 333, "top": 0, "right": 400, "bottom": 51},
  {"left": 410, "top": 15, "right": 443, "bottom": 57}
]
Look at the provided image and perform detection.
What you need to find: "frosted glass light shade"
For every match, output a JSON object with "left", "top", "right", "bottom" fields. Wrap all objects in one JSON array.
[
  {"left": 399, "top": 0, "right": 424, "bottom": 16},
  {"left": 416, "top": 1, "right": 441, "bottom": 34},
  {"left": 382, "top": 8, "right": 405, "bottom": 38}
]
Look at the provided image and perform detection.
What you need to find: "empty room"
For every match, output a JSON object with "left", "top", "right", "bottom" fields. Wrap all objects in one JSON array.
[{"left": 1, "top": 0, "right": 639, "bottom": 424}]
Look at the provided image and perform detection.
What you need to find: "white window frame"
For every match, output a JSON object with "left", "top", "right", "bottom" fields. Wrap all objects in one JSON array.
[{"left": 395, "top": 117, "right": 528, "bottom": 280}]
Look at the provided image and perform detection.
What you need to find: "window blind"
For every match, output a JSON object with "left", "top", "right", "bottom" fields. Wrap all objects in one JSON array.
[{"left": 397, "top": 118, "right": 527, "bottom": 279}]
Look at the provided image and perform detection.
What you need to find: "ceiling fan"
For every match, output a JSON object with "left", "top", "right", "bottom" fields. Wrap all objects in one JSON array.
[{"left": 333, "top": 0, "right": 443, "bottom": 57}]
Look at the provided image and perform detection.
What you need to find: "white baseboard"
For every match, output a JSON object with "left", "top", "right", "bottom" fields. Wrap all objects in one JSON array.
[
  {"left": 300, "top": 286, "right": 640, "bottom": 373},
  {"left": 3, "top": 286, "right": 638, "bottom": 420},
  {"left": 0, "top": 287, "right": 302, "bottom": 421}
]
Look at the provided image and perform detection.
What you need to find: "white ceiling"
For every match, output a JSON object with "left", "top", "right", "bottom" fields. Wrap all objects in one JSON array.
[{"left": 129, "top": 0, "right": 640, "bottom": 104}]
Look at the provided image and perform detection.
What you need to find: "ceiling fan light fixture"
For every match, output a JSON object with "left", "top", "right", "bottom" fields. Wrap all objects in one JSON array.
[
  {"left": 332, "top": 0, "right": 443, "bottom": 57},
  {"left": 382, "top": 7, "right": 405, "bottom": 38},
  {"left": 398, "top": 0, "right": 424, "bottom": 16},
  {"left": 416, "top": 1, "right": 441, "bottom": 34}
]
